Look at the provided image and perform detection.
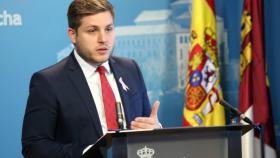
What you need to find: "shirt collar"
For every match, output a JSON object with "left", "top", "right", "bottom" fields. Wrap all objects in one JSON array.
[{"left": 73, "top": 49, "right": 111, "bottom": 78}]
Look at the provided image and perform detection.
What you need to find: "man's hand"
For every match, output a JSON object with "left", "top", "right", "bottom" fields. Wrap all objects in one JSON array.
[{"left": 130, "top": 100, "right": 161, "bottom": 129}]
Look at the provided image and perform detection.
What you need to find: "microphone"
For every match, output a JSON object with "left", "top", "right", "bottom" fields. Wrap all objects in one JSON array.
[
  {"left": 219, "top": 100, "right": 254, "bottom": 125},
  {"left": 116, "top": 102, "right": 125, "bottom": 130}
]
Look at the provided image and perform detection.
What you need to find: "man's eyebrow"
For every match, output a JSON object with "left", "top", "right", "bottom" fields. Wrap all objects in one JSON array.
[
  {"left": 106, "top": 23, "right": 114, "bottom": 27},
  {"left": 85, "top": 23, "right": 114, "bottom": 28},
  {"left": 86, "top": 25, "right": 98, "bottom": 29}
]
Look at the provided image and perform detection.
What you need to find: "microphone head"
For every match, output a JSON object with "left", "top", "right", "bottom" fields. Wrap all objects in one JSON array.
[{"left": 115, "top": 102, "right": 124, "bottom": 129}]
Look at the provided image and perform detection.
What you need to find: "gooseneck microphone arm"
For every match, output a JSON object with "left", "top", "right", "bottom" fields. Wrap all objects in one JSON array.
[
  {"left": 219, "top": 100, "right": 265, "bottom": 158},
  {"left": 219, "top": 100, "right": 254, "bottom": 125}
]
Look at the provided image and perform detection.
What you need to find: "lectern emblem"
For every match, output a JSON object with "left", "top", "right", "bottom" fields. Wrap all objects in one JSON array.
[{"left": 137, "top": 146, "right": 155, "bottom": 158}]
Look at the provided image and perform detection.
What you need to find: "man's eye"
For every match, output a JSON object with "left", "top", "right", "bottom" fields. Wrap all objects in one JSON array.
[
  {"left": 88, "top": 29, "right": 96, "bottom": 33},
  {"left": 106, "top": 27, "right": 113, "bottom": 32}
]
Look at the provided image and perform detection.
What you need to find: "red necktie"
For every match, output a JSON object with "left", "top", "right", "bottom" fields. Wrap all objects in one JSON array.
[{"left": 96, "top": 66, "right": 118, "bottom": 130}]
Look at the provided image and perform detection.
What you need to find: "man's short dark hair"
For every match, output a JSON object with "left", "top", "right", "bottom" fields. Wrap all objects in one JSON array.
[{"left": 67, "top": 0, "right": 114, "bottom": 31}]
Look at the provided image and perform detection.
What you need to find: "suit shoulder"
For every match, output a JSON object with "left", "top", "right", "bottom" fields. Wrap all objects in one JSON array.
[{"left": 36, "top": 56, "right": 70, "bottom": 77}]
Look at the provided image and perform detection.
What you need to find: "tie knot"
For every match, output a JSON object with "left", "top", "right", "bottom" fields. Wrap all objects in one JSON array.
[{"left": 96, "top": 66, "right": 106, "bottom": 75}]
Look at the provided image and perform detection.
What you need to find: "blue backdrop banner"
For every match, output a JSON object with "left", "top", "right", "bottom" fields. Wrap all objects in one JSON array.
[{"left": 1, "top": 0, "right": 280, "bottom": 157}]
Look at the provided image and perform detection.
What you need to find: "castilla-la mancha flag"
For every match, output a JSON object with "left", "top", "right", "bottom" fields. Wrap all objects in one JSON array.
[
  {"left": 183, "top": 0, "right": 225, "bottom": 126},
  {"left": 239, "top": 0, "right": 276, "bottom": 157}
]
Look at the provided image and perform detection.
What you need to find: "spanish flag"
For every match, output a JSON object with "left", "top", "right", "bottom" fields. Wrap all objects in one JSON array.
[
  {"left": 183, "top": 0, "right": 225, "bottom": 126},
  {"left": 239, "top": 0, "right": 276, "bottom": 157}
]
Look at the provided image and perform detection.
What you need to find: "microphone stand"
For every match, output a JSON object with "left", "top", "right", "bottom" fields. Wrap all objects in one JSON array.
[{"left": 220, "top": 100, "right": 265, "bottom": 158}]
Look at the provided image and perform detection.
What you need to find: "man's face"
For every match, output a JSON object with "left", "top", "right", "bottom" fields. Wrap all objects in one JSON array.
[{"left": 68, "top": 11, "right": 115, "bottom": 64}]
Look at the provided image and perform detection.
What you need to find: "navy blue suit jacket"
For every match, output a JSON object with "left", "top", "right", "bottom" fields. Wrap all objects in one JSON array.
[{"left": 22, "top": 53, "right": 151, "bottom": 158}]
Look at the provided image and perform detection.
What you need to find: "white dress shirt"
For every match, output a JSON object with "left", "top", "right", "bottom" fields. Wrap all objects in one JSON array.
[{"left": 74, "top": 50, "right": 127, "bottom": 135}]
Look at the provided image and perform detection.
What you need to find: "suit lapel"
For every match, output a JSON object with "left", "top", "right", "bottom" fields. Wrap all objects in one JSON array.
[
  {"left": 66, "top": 53, "right": 103, "bottom": 136},
  {"left": 109, "top": 57, "right": 132, "bottom": 127}
]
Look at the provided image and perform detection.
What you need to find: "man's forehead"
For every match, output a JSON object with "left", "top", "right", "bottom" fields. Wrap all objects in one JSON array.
[{"left": 79, "top": 12, "right": 114, "bottom": 27}]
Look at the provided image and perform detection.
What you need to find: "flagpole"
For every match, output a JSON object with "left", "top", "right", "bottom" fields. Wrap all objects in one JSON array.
[
  {"left": 258, "top": 124, "right": 265, "bottom": 158},
  {"left": 252, "top": 124, "right": 265, "bottom": 158}
]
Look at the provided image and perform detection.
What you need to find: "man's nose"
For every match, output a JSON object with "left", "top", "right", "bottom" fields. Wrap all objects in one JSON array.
[{"left": 98, "top": 31, "right": 107, "bottom": 43}]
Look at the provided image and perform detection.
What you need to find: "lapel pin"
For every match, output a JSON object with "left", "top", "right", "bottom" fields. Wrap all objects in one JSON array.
[{"left": 119, "top": 77, "right": 129, "bottom": 92}]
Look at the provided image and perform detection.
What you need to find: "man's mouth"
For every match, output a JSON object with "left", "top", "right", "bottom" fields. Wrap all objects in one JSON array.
[{"left": 97, "top": 47, "right": 109, "bottom": 54}]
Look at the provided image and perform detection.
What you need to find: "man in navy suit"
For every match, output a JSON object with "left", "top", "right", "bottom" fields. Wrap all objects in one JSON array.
[{"left": 21, "top": 0, "right": 161, "bottom": 157}]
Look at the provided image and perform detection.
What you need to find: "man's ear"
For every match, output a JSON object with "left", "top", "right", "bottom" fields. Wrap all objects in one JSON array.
[{"left": 68, "top": 28, "right": 77, "bottom": 44}]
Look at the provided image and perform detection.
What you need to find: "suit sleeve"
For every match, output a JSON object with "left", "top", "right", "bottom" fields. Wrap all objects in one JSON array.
[
  {"left": 132, "top": 60, "right": 151, "bottom": 117},
  {"left": 22, "top": 72, "right": 83, "bottom": 158}
]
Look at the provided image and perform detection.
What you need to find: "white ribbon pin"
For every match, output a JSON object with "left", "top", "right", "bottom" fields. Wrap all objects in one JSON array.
[{"left": 119, "top": 77, "right": 129, "bottom": 92}]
